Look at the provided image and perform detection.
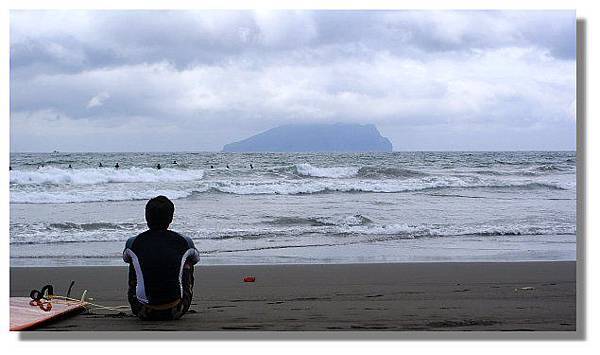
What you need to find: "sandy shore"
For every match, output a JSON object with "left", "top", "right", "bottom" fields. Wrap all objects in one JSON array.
[{"left": 10, "top": 262, "right": 576, "bottom": 331}]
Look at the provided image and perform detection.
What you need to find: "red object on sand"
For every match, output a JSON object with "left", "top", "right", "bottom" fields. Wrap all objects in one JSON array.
[{"left": 243, "top": 276, "right": 256, "bottom": 282}]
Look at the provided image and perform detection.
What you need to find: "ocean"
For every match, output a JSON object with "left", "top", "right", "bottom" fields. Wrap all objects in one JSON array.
[{"left": 9, "top": 151, "right": 576, "bottom": 266}]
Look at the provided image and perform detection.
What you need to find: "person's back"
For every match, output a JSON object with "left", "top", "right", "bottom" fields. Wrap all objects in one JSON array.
[{"left": 123, "top": 196, "right": 199, "bottom": 320}]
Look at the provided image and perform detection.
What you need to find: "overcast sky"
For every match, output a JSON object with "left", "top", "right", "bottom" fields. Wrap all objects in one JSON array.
[{"left": 10, "top": 10, "right": 576, "bottom": 152}]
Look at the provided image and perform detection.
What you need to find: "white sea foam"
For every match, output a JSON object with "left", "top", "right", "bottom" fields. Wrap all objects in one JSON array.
[
  {"left": 10, "top": 176, "right": 568, "bottom": 204},
  {"left": 10, "top": 167, "right": 205, "bottom": 186},
  {"left": 211, "top": 222, "right": 574, "bottom": 241},
  {"left": 11, "top": 219, "right": 575, "bottom": 246},
  {"left": 339, "top": 223, "right": 575, "bottom": 238},
  {"left": 205, "top": 178, "right": 567, "bottom": 195},
  {"left": 10, "top": 189, "right": 195, "bottom": 204},
  {"left": 295, "top": 163, "right": 359, "bottom": 178}
]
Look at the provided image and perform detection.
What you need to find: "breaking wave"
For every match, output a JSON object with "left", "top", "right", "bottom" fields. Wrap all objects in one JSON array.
[
  {"left": 267, "top": 214, "right": 373, "bottom": 227},
  {"left": 10, "top": 189, "right": 194, "bottom": 204},
  {"left": 357, "top": 166, "right": 426, "bottom": 179},
  {"left": 206, "top": 223, "right": 576, "bottom": 242},
  {"left": 10, "top": 179, "right": 567, "bottom": 204},
  {"left": 11, "top": 220, "right": 575, "bottom": 246},
  {"left": 201, "top": 179, "right": 566, "bottom": 195},
  {"left": 10, "top": 167, "right": 205, "bottom": 186},
  {"left": 46, "top": 222, "right": 143, "bottom": 231},
  {"left": 294, "top": 163, "right": 359, "bottom": 178},
  {"left": 293, "top": 164, "right": 426, "bottom": 179}
]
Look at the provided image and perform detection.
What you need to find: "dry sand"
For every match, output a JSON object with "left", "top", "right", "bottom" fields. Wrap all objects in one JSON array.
[{"left": 10, "top": 262, "right": 576, "bottom": 331}]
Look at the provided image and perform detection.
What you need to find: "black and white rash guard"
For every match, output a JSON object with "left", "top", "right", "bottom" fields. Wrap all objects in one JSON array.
[{"left": 123, "top": 229, "right": 200, "bottom": 305}]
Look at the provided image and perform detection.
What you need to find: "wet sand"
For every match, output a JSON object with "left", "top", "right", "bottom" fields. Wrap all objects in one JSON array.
[{"left": 10, "top": 262, "right": 576, "bottom": 331}]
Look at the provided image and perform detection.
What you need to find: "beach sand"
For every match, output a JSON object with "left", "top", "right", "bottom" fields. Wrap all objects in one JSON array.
[{"left": 10, "top": 262, "right": 576, "bottom": 331}]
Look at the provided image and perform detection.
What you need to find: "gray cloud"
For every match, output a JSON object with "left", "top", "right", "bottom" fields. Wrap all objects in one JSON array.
[{"left": 10, "top": 10, "right": 576, "bottom": 152}]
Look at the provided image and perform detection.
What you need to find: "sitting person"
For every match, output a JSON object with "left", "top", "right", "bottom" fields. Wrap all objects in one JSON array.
[{"left": 123, "top": 196, "right": 200, "bottom": 320}]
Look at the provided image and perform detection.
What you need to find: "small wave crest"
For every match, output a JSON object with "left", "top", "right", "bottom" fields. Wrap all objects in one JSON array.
[
  {"left": 267, "top": 216, "right": 336, "bottom": 227},
  {"left": 357, "top": 166, "right": 425, "bottom": 179},
  {"left": 10, "top": 189, "right": 195, "bottom": 204},
  {"left": 10, "top": 179, "right": 568, "bottom": 204},
  {"left": 47, "top": 222, "right": 143, "bottom": 231},
  {"left": 207, "top": 221, "right": 574, "bottom": 242},
  {"left": 534, "top": 164, "right": 573, "bottom": 172},
  {"left": 294, "top": 163, "right": 359, "bottom": 178},
  {"left": 10, "top": 167, "right": 205, "bottom": 186},
  {"left": 267, "top": 214, "right": 373, "bottom": 227},
  {"left": 11, "top": 221, "right": 575, "bottom": 247},
  {"left": 293, "top": 164, "right": 426, "bottom": 179},
  {"left": 203, "top": 180, "right": 567, "bottom": 195}
]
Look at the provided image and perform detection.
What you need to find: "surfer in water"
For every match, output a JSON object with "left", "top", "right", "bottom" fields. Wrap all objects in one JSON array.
[
  {"left": 156, "top": 163, "right": 161, "bottom": 170},
  {"left": 172, "top": 160, "right": 178, "bottom": 165},
  {"left": 115, "top": 163, "right": 120, "bottom": 169},
  {"left": 123, "top": 196, "right": 200, "bottom": 320},
  {"left": 99, "top": 162, "right": 103, "bottom": 167}
]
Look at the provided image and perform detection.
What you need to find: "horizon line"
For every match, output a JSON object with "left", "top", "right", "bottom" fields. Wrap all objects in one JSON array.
[{"left": 9, "top": 149, "right": 577, "bottom": 154}]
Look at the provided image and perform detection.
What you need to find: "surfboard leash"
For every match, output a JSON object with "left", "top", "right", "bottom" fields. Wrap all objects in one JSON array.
[{"left": 29, "top": 283, "right": 130, "bottom": 313}]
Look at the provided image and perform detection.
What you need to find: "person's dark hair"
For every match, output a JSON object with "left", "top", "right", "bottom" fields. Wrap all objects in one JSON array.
[{"left": 145, "top": 196, "right": 174, "bottom": 230}]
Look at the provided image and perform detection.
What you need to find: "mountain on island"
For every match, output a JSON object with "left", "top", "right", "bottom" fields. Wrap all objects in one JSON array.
[{"left": 222, "top": 123, "right": 393, "bottom": 152}]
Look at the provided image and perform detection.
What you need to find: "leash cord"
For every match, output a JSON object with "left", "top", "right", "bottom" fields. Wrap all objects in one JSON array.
[
  {"left": 31, "top": 283, "right": 130, "bottom": 313},
  {"left": 48, "top": 293, "right": 130, "bottom": 312}
]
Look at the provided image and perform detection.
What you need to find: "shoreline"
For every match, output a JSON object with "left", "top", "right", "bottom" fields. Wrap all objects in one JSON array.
[
  {"left": 11, "top": 261, "right": 576, "bottom": 331},
  {"left": 10, "top": 258, "right": 578, "bottom": 268}
]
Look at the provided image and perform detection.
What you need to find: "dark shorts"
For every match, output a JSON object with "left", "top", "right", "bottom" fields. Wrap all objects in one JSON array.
[{"left": 128, "top": 266, "right": 194, "bottom": 320}]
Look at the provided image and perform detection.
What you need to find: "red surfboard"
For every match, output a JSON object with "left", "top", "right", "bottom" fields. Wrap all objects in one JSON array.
[{"left": 10, "top": 297, "right": 86, "bottom": 331}]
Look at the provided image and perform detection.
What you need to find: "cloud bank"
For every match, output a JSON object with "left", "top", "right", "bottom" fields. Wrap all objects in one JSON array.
[{"left": 10, "top": 10, "right": 576, "bottom": 152}]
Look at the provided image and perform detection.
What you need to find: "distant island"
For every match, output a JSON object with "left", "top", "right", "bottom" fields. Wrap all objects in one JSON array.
[{"left": 222, "top": 123, "right": 393, "bottom": 152}]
